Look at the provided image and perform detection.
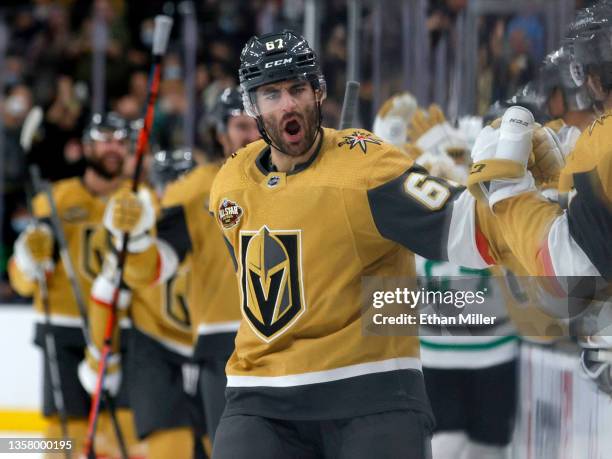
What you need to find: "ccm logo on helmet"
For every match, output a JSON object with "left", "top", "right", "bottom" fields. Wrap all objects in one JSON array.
[{"left": 264, "top": 58, "right": 293, "bottom": 69}]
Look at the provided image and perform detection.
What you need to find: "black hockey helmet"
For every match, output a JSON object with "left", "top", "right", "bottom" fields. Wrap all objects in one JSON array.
[
  {"left": 213, "top": 86, "right": 247, "bottom": 132},
  {"left": 483, "top": 85, "right": 551, "bottom": 126},
  {"left": 150, "top": 148, "right": 195, "bottom": 193},
  {"left": 539, "top": 47, "right": 593, "bottom": 112},
  {"left": 83, "top": 112, "right": 130, "bottom": 144},
  {"left": 238, "top": 29, "right": 326, "bottom": 117},
  {"left": 569, "top": 4, "right": 612, "bottom": 90}
]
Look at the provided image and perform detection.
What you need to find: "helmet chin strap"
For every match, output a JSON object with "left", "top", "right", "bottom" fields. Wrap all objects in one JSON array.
[{"left": 255, "top": 101, "right": 323, "bottom": 165}]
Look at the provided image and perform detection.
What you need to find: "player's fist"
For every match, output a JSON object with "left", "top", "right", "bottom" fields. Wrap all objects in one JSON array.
[
  {"left": 108, "top": 188, "right": 144, "bottom": 233},
  {"left": 13, "top": 223, "right": 54, "bottom": 279},
  {"left": 24, "top": 225, "right": 53, "bottom": 262},
  {"left": 104, "top": 187, "right": 155, "bottom": 252},
  {"left": 486, "top": 116, "right": 566, "bottom": 188},
  {"left": 529, "top": 126, "right": 565, "bottom": 188},
  {"left": 468, "top": 106, "right": 537, "bottom": 208},
  {"left": 78, "top": 351, "right": 121, "bottom": 397}
]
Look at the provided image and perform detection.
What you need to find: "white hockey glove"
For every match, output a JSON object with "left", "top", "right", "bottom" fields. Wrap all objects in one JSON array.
[
  {"left": 78, "top": 346, "right": 122, "bottom": 397},
  {"left": 546, "top": 119, "right": 581, "bottom": 158},
  {"left": 468, "top": 106, "right": 537, "bottom": 209},
  {"left": 13, "top": 223, "right": 54, "bottom": 280},
  {"left": 103, "top": 187, "right": 155, "bottom": 252},
  {"left": 409, "top": 104, "right": 469, "bottom": 157},
  {"left": 372, "top": 92, "right": 418, "bottom": 147},
  {"left": 90, "top": 253, "right": 132, "bottom": 310},
  {"left": 416, "top": 151, "right": 468, "bottom": 185}
]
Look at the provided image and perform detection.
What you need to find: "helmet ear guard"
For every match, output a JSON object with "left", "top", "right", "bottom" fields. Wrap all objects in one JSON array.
[{"left": 242, "top": 90, "right": 258, "bottom": 118}]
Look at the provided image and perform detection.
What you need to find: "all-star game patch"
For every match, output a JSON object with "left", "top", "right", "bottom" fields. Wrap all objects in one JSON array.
[
  {"left": 62, "top": 206, "right": 89, "bottom": 222},
  {"left": 338, "top": 131, "right": 383, "bottom": 154},
  {"left": 218, "top": 198, "right": 243, "bottom": 229}
]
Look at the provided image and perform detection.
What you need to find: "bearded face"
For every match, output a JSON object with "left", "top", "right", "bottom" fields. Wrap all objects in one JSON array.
[
  {"left": 84, "top": 131, "right": 129, "bottom": 180},
  {"left": 255, "top": 79, "right": 320, "bottom": 157}
]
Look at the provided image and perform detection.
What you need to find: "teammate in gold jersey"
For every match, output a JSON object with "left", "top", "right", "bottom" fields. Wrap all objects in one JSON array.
[
  {"left": 81, "top": 148, "right": 208, "bottom": 459},
  {"left": 100, "top": 87, "right": 260, "bottom": 444},
  {"left": 468, "top": 2, "right": 611, "bottom": 283},
  {"left": 155, "top": 87, "right": 259, "bottom": 442},
  {"left": 8, "top": 112, "right": 140, "bottom": 458},
  {"left": 468, "top": 3, "right": 611, "bottom": 399}
]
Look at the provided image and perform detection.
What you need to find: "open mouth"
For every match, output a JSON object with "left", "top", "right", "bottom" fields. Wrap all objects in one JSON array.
[
  {"left": 282, "top": 117, "right": 303, "bottom": 143},
  {"left": 285, "top": 120, "right": 301, "bottom": 135}
]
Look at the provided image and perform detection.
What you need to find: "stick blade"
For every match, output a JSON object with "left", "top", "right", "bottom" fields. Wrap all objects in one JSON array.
[
  {"left": 153, "top": 15, "right": 174, "bottom": 56},
  {"left": 20, "top": 106, "right": 44, "bottom": 153}
]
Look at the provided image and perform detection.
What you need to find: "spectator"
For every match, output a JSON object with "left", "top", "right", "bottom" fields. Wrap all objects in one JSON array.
[
  {"left": 29, "top": 75, "right": 87, "bottom": 182},
  {"left": 0, "top": 84, "right": 33, "bottom": 296}
]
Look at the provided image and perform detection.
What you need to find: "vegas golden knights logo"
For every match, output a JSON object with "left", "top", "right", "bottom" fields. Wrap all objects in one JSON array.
[
  {"left": 162, "top": 263, "right": 192, "bottom": 331},
  {"left": 81, "top": 225, "right": 112, "bottom": 281},
  {"left": 240, "top": 226, "right": 306, "bottom": 342}
]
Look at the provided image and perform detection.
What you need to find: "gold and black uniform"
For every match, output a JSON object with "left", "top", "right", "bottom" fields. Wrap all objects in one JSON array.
[
  {"left": 500, "top": 111, "right": 612, "bottom": 280},
  {"left": 208, "top": 128, "right": 508, "bottom": 421},
  {"left": 9, "top": 178, "right": 117, "bottom": 419},
  {"left": 157, "top": 164, "right": 241, "bottom": 360},
  {"left": 10, "top": 178, "right": 105, "bottom": 332},
  {"left": 83, "top": 187, "right": 207, "bottom": 441}
]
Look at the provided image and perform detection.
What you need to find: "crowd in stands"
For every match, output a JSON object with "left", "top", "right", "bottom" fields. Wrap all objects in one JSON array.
[{"left": 0, "top": 0, "right": 597, "bottom": 299}]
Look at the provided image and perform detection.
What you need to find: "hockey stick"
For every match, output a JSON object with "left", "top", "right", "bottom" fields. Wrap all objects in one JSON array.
[
  {"left": 21, "top": 108, "right": 71, "bottom": 459},
  {"left": 31, "top": 161, "right": 130, "bottom": 459},
  {"left": 27, "top": 176, "right": 71, "bottom": 459},
  {"left": 24, "top": 109, "right": 129, "bottom": 458},
  {"left": 83, "top": 15, "right": 173, "bottom": 459},
  {"left": 103, "top": 390, "right": 129, "bottom": 459},
  {"left": 338, "top": 80, "right": 361, "bottom": 130},
  {"left": 28, "top": 164, "right": 90, "bottom": 341}
]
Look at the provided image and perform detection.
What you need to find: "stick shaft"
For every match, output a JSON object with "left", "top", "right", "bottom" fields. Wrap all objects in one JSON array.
[
  {"left": 29, "top": 165, "right": 91, "bottom": 343},
  {"left": 339, "top": 80, "right": 361, "bottom": 130},
  {"left": 84, "top": 56, "right": 164, "bottom": 458}
]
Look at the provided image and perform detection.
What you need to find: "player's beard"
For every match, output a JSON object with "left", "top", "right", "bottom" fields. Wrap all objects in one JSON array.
[
  {"left": 86, "top": 153, "right": 124, "bottom": 180},
  {"left": 263, "top": 102, "right": 319, "bottom": 157}
]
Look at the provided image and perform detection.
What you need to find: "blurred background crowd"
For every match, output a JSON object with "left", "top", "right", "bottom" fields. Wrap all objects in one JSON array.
[{"left": 0, "top": 0, "right": 599, "bottom": 299}]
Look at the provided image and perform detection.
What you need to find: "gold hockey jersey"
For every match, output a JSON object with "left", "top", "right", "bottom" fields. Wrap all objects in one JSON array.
[
  {"left": 9, "top": 178, "right": 107, "bottom": 337},
  {"left": 494, "top": 112, "right": 612, "bottom": 280},
  {"left": 209, "top": 128, "right": 501, "bottom": 420},
  {"left": 126, "top": 257, "right": 194, "bottom": 355},
  {"left": 158, "top": 164, "right": 241, "bottom": 359},
  {"left": 86, "top": 188, "right": 195, "bottom": 358}
]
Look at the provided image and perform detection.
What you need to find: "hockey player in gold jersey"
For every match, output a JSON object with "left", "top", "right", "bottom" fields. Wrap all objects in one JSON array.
[
  {"left": 155, "top": 87, "right": 259, "bottom": 441},
  {"left": 8, "top": 112, "right": 141, "bottom": 457},
  {"left": 101, "top": 87, "right": 260, "bottom": 444},
  {"left": 467, "top": 4, "right": 611, "bottom": 399},
  {"left": 468, "top": 3, "right": 611, "bottom": 283},
  {"left": 80, "top": 148, "right": 208, "bottom": 459},
  {"left": 204, "top": 30, "right": 549, "bottom": 459},
  {"left": 539, "top": 46, "right": 596, "bottom": 133}
]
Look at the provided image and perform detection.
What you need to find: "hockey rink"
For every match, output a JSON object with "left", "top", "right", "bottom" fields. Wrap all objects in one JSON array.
[{"left": 0, "top": 306, "right": 46, "bottom": 458}]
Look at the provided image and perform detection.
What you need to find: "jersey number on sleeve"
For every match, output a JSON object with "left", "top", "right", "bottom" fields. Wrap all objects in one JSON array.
[{"left": 403, "top": 172, "right": 451, "bottom": 210}]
